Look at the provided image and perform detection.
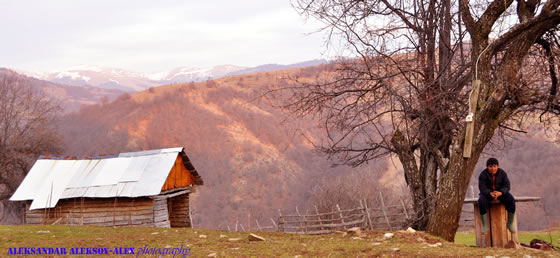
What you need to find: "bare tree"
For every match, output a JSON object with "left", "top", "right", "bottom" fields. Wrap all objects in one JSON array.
[
  {"left": 0, "top": 71, "right": 63, "bottom": 223},
  {"left": 311, "top": 169, "right": 380, "bottom": 212},
  {"left": 272, "top": 0, "right": 560, "bottom": 240}
]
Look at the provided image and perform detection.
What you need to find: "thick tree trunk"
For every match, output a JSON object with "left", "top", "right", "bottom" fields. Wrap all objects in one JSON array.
[
  {"left": 425, "top": 151, "right": 480, "bottom": 241},
  {"left": 421, "top": 152, "right": 438, "bottom": 226},
  {"left": 392, "top": 130, "right": 428, "bottom": 228},
  {"left": 426, "top": 117, "right": 500, "bottom": 241}
]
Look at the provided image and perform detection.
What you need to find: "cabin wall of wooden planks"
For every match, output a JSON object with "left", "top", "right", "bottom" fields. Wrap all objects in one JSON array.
[
  {"left": 167, "top": 194, "right": 190, "bottom": 227},
  {"left": 161, "top": 156, "right": 195, "bottom": 191},
  {"left": 25, "top": 197, "right": 155, "bottom": 227},
  {"left": 153, "top": 198, "right": 170, "bottom": 228},
  {"left": 25, "top": 194, "right": 192, "bottom": 228}
]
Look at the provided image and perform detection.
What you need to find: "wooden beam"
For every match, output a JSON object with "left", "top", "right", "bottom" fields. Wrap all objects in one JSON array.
[
  {"left": 464, "top": 196, "right": 540, "bottom": 203},
  {"left": 152, "top": 189, "right": 190, "bottom": 200},
  {"left": 464, "top": 79, "right": 481, "bottom": 158}
]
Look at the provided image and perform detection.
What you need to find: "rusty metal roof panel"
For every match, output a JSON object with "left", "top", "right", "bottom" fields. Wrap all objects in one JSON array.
[{"left": 10, "top": 147, "right": 193, "bottom": 209}]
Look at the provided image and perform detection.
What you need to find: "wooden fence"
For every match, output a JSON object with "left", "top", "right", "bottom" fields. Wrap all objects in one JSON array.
[
  {"left": 221, "top": 218, "right": 277, "bottom": 232},
  {"left": 458, "top": 186, "right": 476, "bottom": 230},
  {"left": 277, "top": 193, "right": 412, "bottom": 234},
  {"left": 220, "top": 192, "right": 412, "bottom": 234},
  {"left": 221, "top": 188, "right": 478, "bottom": 233}
]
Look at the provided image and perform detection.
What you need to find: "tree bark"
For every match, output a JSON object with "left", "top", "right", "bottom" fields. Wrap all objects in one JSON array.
[
  {"left": 391, "top": 130, "right": 429, "bottom": 228},
  {"left": 426, "top": 156, "right": 478, "bottom": 240},
  {"left": 420, "top": 152, "right": 438, "bottom": 226}
]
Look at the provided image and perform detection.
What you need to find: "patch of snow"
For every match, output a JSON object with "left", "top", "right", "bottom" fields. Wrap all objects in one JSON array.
[
  {"left": 55, "top": 71, "right": 82, "bottom": 80},
  {"left": 13, "top": 69, "right": 47, "bottom": 79},
  {"left": 145, "top": 71, "right": 169, "bottom": 81},
  {"left": 68, "top": 65, "right": 104, "bottom": 72},
  {"left": 172, "top": 67, "right": 212, "bottom": 77}
]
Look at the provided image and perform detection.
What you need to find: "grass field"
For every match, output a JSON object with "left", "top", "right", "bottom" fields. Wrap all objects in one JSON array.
[
  {"left": 1, "top": 225, "right": 558, "bottom": 257},
  {"left": 455, "top": 229, "right": 560, "bottom": 247}
]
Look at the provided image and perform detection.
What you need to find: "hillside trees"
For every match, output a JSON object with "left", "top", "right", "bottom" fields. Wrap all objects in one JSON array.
[
  {"left": 278, "top": 0, "right": 560, "bottom": 240},
  {"left": 0, "top": 72, "right": 63, "bottom": 223}
]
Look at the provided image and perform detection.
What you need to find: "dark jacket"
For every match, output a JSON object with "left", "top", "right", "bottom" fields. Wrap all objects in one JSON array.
[{"left": 478, "top": 168, "right": 511, "bottom": 197}]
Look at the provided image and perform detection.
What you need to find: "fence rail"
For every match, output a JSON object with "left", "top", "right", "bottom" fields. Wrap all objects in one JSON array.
[
  {"left": 222, "top": 187, "right": 479, "bottom": 233},
  {"left": 277, "top": 193, "right": 411, "bottom": 234}
]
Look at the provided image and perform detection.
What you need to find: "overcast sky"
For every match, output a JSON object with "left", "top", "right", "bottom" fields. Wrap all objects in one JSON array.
[{"left": 1, "top": 0, "right": 329, "bottom": 73}]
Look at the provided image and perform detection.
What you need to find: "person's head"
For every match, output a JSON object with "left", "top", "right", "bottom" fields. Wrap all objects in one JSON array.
[{"left": 486, "top": 157, "right": 499, "bottom": 175}]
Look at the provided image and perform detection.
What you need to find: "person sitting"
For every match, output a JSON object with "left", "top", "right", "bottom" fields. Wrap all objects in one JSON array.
[{"left": 478, "top": 157, "right": 516, "bottom": 233}]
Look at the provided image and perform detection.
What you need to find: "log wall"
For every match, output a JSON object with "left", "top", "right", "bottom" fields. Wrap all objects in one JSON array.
[
  {"left": 153, "top": 198, "right": 170, "bottom": 228},
  {"left": 25, "top": 197, "right": 155, "bottom": 227},
  {"left": 24, "top": 193, "right": 192, "bottom": 228},
  {"left": 168, "top": 194, "right": 190, "bottom": 227}
]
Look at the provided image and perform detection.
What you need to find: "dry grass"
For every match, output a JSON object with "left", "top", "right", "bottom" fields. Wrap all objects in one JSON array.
[{"left": 1, "top": 225, "right": 558, "bottom": 257}]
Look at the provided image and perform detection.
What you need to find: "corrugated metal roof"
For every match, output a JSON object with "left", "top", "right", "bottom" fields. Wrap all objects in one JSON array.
[{"left": 10, "top": 147, "right": 193, "bottom": 210}]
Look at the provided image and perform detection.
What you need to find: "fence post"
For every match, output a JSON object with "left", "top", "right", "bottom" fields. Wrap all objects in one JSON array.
[
  {"left": 255, "top": 219, "right": 262, "bottom": 231},
  {"left": 379, "top": 191, "right": 392, "bottom": 231},
  {"left": 278, "top": 209, "right": 284, "bottom": 232},
  {"left": 362, "top": 199, "right": 374, "bottom": 230},
  {"left": 336, "top": 204, "right": 346, "bottom": 230},
  {"left": 315, "top": 205, "right": 323, "bottom": 231},
  {"left": 399, "top": 197, "right": 409, "bottom": 220},
  {"left": 270, "top": 217, "right": 278, "bottom": 230},
  {"left": 359, "top": 200, "right": 366, "bottom": 229},
  {"left": 295, "top": 206, "right": 302, "bottom": 233},
  {"left": 303, "top": 209, "right": 308, "bottom": 234}
]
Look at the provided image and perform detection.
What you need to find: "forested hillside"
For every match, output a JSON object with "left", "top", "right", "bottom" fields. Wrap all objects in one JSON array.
[
  {"left": 56, "top": 66, "right": 560, "bottom": 230},
  {"left": 57, "top": 66, "right": 395, "bottom": 229},
  {"left": 0, "top": 68, "right": 122, "bottom": 112}
]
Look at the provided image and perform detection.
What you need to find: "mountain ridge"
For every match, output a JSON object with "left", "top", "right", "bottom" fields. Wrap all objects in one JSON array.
[
  {"left": 18, "top": 59, "right": 328, "bottom": 92},
  {"left": 0, "top": 68, "right": 123, "bottom": 113}
]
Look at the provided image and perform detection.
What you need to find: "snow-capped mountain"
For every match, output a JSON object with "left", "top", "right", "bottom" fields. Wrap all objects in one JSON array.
[
  {"left": 34, "top": 60, "right": 327, "bottom": 92},
  {"left": 158, "top": 65, "right": 247, "bottom": 82},
  {"left": 37, "top": 65, "right": 247, "bottom": 92},
  {"left": 0, "top": 68, "right": 123, "bottom": 113}
]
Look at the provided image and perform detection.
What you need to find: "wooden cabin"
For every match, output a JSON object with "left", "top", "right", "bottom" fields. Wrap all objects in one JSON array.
[{"left": 10, "top": 147, "right": 203, "bottom": 227}]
